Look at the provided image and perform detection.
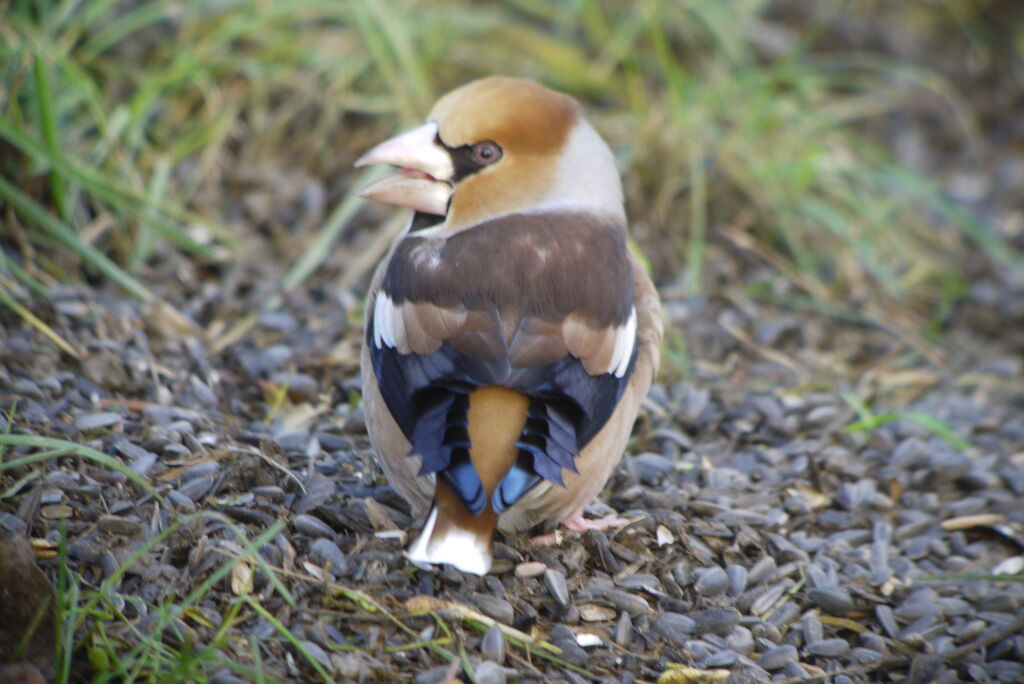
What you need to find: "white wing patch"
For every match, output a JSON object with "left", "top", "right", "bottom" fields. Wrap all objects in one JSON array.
[
  {"left": 609, "top": 307, "right": 637, "bottom": 378},
  {"left": 377, "top": 290, "right": 635, "bottom": 378},
  {"left": 373, "top": 292, "right": 404, "bottom": 350}
]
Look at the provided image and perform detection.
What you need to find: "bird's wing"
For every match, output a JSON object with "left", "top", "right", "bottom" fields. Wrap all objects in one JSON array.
[{"left": 367, "top": 210, "right": 638, "bottom": 514}]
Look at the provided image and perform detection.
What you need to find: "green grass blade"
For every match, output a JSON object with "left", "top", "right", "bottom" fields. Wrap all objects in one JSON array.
[
  {"left": 839, "top": 390, "right": 875, "bottom": 424},
  {"left": 845, "top": 410, "right": 969, "bottom": 451},
  {"left": 55, "top": 528, "right": 78, "bottom": 683},
  {"left": 0, "top": 116, "right": 227, "bottom": 257},
  {"left": 0, "top": 434, "right": 166, "bottom": 504},
  {"left": 882, "top": 164, "right": 1024, "bottom": 277},
  {"left": 0, "top": 284, "right": 82, "bottom": 357},
  {"left": 0, "top": 175, "right": 153, "bottom": 301},
  {"left": 281, "top": 165, "right": 388, "bottom": 293},
  {"left": 131, "top": 154, "right": 171, "bottom": 270},
  {"left": 684, "top": 143, "right": 707, "bottom": 295},
  {"left": 77, "top": 0, "right": 172, "bottom": 62},
  {"left": 243, "top": 597, "right": 333, "bottom": 684},
  {"left": 364, "top": 0, "right": 433, "bottom": 114},
  {"left": 32, "top": 53, "right": 71, "bottom": 222},
  {"left": 0, "top": 249, "right": 51, "bottom": 299}
]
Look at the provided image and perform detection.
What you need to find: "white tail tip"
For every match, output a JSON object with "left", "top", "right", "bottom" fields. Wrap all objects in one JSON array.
[{"left": 406, "top": 507, "right": 493, "bottom": 575}]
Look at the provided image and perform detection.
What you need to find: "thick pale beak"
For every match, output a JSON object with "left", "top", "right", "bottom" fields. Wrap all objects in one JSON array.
[{"left": 355, "top": 122, "right": 454, "bottom": 216}]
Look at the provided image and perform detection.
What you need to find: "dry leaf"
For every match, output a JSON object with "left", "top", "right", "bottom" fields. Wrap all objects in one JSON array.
[
  {"left": 294, "top": 473, "right": 336, "bottom": 515},
  {"left": 658, "top": 664, "right": 730, "bottom": 683},
  {"left": 819, "top": 615, "right": 868, "bottom": 632},
  {"left": 302, "top": 561, "right": 324, "bottom": 581},
  {"left": 364, "top": 498, "right": 398, "bottom": 532},
  {"left": 942, "top": 513, "right": 1005, "bottom": 530},
  {"left": 231, "top": 562, "right": 253, "bottom": 595},
  {"left": 281, "top": 536, "right": 297, "bottom": 573},
  {"left": 30, "top": 538, "right": 57, "bottom": 561},
  {"left": 578, "top": 603, "right": 616, "bottom": 622},
  {"left": 515, "top": 561, "right": 547, "bottom": 578},
  {"left": 183, "top": 606, "right": 213, "bottom": 628},
  {"left": 789, "top": 483, "right": 830, "bottom": 510},
  {"left": 374, "top": 529, "right": 408, "bottom": 544},
  {"left": 406, "top": 595, "right": 448, "bottom": 614},
  {"left": 279, "top": 402, "right": 321, "bottom": 432}
]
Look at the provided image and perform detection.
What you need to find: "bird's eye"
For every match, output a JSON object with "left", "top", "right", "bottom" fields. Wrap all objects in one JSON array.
[{"left": 471, "top": 141, "right": 502, "bottom": 166}]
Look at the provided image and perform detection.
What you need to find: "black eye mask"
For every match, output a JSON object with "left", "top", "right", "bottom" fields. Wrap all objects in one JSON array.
[{"left": 446, "top": 139, "right": 504, "bottom": 181}]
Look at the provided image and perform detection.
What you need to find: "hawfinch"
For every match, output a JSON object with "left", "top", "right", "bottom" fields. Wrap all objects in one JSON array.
[{"left": 357, "top": 77, "right": 662, "bottom": 575}]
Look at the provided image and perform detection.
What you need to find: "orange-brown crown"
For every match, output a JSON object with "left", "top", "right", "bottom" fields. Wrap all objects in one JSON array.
[
  {"left": 428, "top": 77, "right": 582, "bottom": 230},
  {"left": 430, "top": 76, "right": 579, "bottom": 154}
]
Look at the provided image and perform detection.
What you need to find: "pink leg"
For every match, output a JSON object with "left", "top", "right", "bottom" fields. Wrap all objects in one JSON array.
[
  {"left": 561, "top": 512, "right": 631, "bottom": 533},
  {"left": 531, "top": 513, "right": 632, "bottom": 546}
]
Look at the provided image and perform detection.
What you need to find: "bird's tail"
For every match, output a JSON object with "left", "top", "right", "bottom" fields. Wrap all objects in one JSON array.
[{"left": 407, "top": 386, "right": 528, "bottom": 575}]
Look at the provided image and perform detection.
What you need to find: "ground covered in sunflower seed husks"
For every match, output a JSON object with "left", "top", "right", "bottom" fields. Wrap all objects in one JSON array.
[
  {"left": 4, "top": 190, "right": 1024, "bottom": 684},
  {"left": 4, "top": 218, "right": 1024, "bottom": 684},
  {"left": 4, "top": 24, "right": 1024, "bottom": 684}
]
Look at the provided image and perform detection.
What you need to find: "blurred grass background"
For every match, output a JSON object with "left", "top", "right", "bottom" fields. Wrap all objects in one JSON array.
[{"left": 2, "top": 0, "right": 1023, "bottom": 354}]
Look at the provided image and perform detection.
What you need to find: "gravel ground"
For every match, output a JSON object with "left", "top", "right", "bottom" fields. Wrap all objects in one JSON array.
[{"left": 1, "top": 230, "right": 1023, "bottom": 683}]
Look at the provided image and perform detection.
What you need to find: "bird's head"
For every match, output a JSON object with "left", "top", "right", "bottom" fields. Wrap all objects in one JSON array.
[{"left": 356, "top": 76, "right": 624, "bottom": 232}]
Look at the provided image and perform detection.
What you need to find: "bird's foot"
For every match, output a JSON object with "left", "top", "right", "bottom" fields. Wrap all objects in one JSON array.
[
  {"left": 562, "top": 512, "right": 631, "bottom": 534},
  {"left": 531, "top": 513, "right": 632, "bottom": 546}
]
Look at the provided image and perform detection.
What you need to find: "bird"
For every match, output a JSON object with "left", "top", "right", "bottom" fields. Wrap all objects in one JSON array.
[{"left": 356, "top": 76, "right": 662, "bottom": 575}]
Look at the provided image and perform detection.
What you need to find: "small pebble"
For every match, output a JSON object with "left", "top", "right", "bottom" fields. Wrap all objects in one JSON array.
[
  {"left": 757, "top": 644, "right": 797, "bottom": 670},
  {"left": 747, "top": 556, "right": 777, "bottom": 585},
  {"left": 751, "top": 581, "right": 789, "bottom": 615},
  {"left": 805, "top": 638, "right": 851, "bottom": 657},
  {"left": 695, "top": 566, "right": 729, "bottom": 596},
  {"left": 549, "top": 625, "right": 588, "bottom": 665},
  {"left": 181, "top": 461, "right": 219, "bottom": 481},
  {"left": 651, "top": 612, "right": 695, "bottom": 647},
  {"left": 808, "top": 587, "right": 854, "bottom": 616},
  {"left": 726, "top": 626, "right": 755, "bottom": 655},
  {"left": 293, "top": 514, "right": 334, "bottom": 537},
  {"left": 727, "top": 564, "right": 748, "bottom": 596},
  {"left": 604, "top": 590, "right": 650, "bottom": 617},
  {"left": 474, "top": 661, "right": 507, "bottom": 684},
  {"left": 308, "top": 538, "right": 349, "bottom": 576},
  {"left": 415, "top": 665, "right": 456, "bottom": 684},
  {"left": 767, "top": 601, "right": 800, "bottom": 628},
  {"left": 75, "top": 412, "right": 122, "bottom": 431},
  {"left": 97, "top": 515, "right": 143, "bottom": 537},
  {"left": 515, "top": 561, "right": 546, "bottom": 578},
  {"left": 269, "top": 371, "right": 318, "bottom": 400},
  {"left": 578, "top": 603, "right": 616, "bottom": 622},
  {"left": 298, "top": 640, "right": 330, "bottom": 668},
  {"left": 614, "top": 611, "right": 633, "bottom": 647},
  {"left": 875, "top": 604, "right": 899, "bottom": 638},
  {"left": 473, "top": 595, "right": 514, "bottom": 624},
  {"left": 705, "top": 649, "right": 737, "bottom": 667},
  {"left": 802, "top": 613, "right": 823, "bottom": 644},
  {"left": 544, "top": 568, "right": 570, "bottom": 608},
  {"left": 851, "top": 647, "right": 885, "bottom": 665},
  {"left": 178, "top": 475, "right": 214, "bottom": 502},
  {"left": 781, "top": 661, "right": 811, "bottom": 679},
  {"left": 691, "top": 608, "right": 741, "bottom": 636},
  {"left": 480, "top": 623, "right": 505, "bottom": 663},
  {"left": 166, "top": 490, "right": 196, "bottom": 509}
]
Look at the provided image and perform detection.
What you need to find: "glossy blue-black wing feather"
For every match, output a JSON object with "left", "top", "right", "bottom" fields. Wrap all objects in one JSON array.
[{"left": 368, "top": 308, "right": 636, "bottom": 514}]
